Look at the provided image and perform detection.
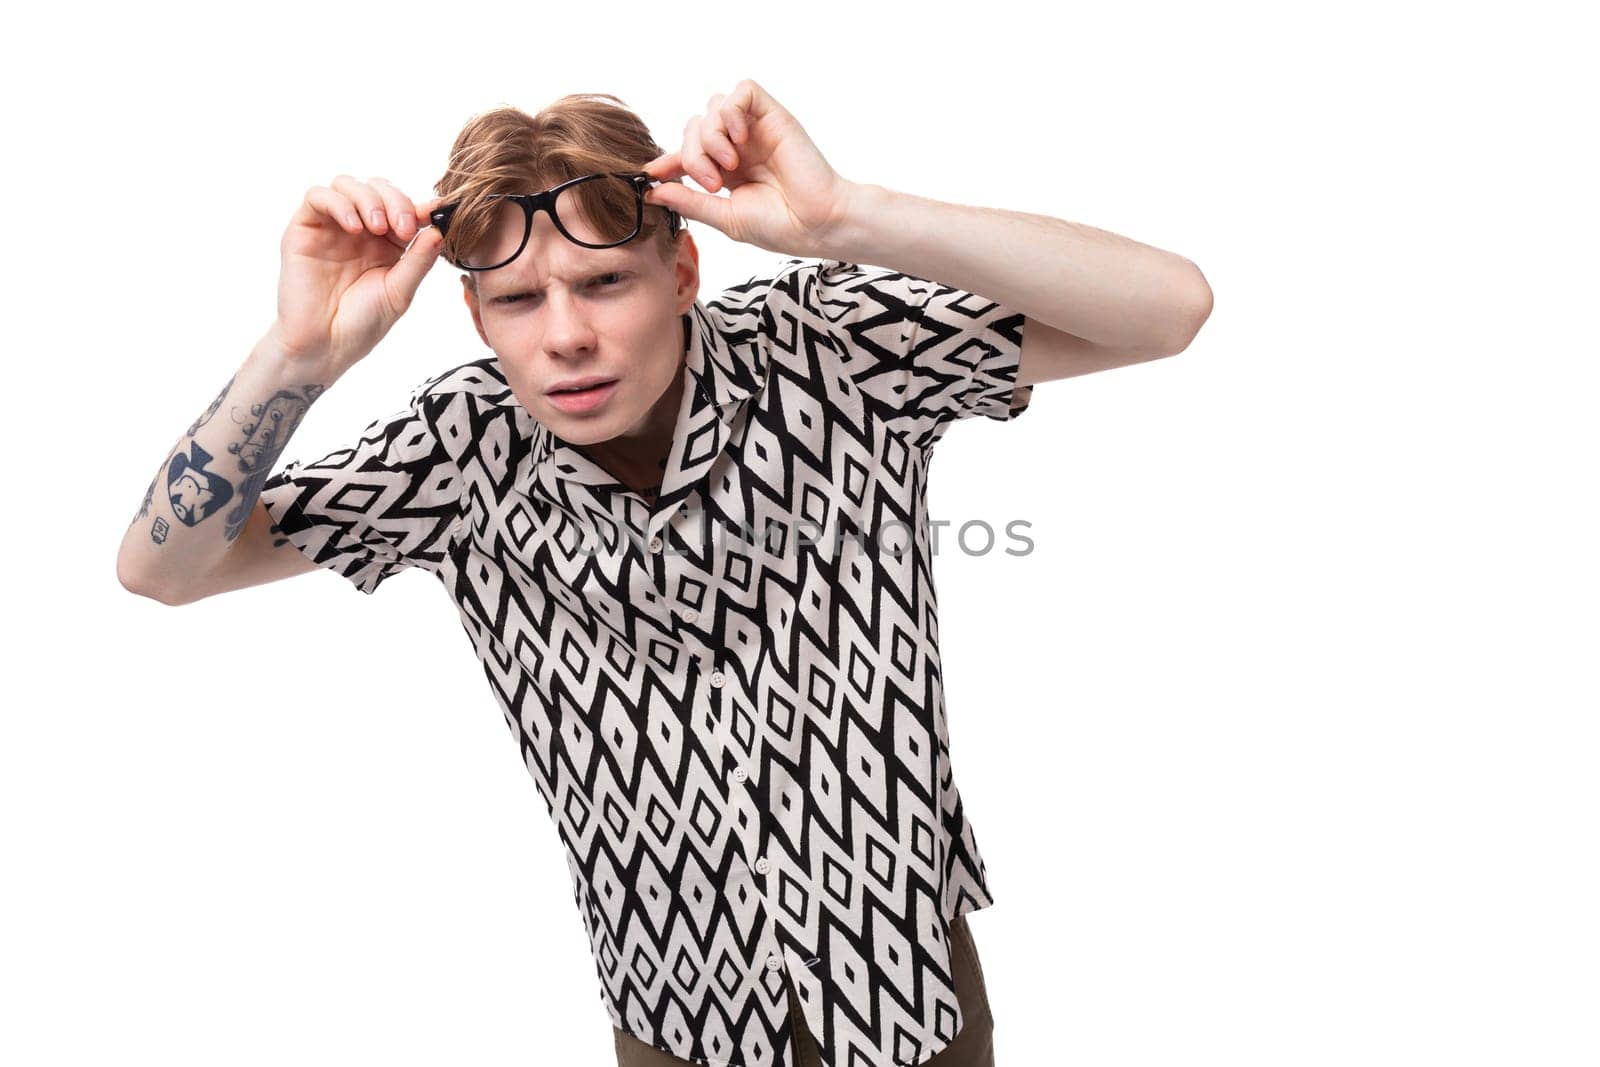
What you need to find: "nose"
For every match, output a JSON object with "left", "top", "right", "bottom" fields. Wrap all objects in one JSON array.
[{"left": 541, "top": 288, "right": 599, "bottom": 360}]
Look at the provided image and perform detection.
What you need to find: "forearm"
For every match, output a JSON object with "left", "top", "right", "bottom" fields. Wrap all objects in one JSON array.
[
  {"left": 819, "top": 181, "right": 1210, "bottom": 355},
  {"left": 116, "top": 331, "right": 328, "bottom": 603}
]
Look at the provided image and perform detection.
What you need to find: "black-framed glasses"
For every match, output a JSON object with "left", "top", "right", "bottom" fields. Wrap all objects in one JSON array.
[{"left": 430, "top": 171, "right": 682, "bottom": 271}]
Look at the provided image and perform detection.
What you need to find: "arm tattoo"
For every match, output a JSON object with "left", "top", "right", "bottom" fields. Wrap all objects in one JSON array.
[
  {"left": 164, "top": 440, "right": 235, "bottom": 528},
  {"left": 131, "top": 371, "right": 236, "bottom": 535},
  {"left": 186, "top": 374, "right": 234, "bottom": 437},
  {"left": 221, "top": 384, "right": 325, "bottom": 542},
  {"left": 135, "top": 378, "right": 325, "bottom": 545}
]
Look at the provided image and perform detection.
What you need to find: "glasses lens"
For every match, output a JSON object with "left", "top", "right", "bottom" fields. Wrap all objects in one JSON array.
[
  {"left": 451, "top": 197, "right": 533, "bottom": 270},
  {"left": 449, "top": 176, "right": 645, "bottom": 269},
  {"left": 553, "top": 174, "right": 642, "bottom": 247}
]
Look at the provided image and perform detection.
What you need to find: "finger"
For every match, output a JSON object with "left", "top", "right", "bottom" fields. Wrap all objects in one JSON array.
[
  {"left": 330, "top": 174, "right": 389, "bottom": 235},
  {"left": 368, "top": 177, "right": 418, "bottom": 240},
  {"left": 704, "top": 92, "right": 728, "bottom": 152},
  {"left": 360, "top": 179, "right": 417, "bottom": 251},
  {"left": 682, "top": 116, "right": 721, "bottom": 192},
  {"left": 700, "top": 112, "right": 740, "bottom": 172},
  {"left": 706, "top": 92, "right": 745, "bottom": 157},
  {"left": 302, "top": 185, "right": 364, "bottom": 234},
  {"left": 384, "top": 223, "right": 445, "bottom": 312},
  {"left": 643, "top": 176, "right": 733, "bottom": 236},
  {"left": 722, "top": 99, "right": 748, "bottom": 145},
  {"left": 413, "top": 195, "right": 448, "bottom": 231},
  {"left": 727, "top": 78, "right": 784, "bottom": 126},
  {"left": 642, "top": 151, "right": 685, "bottom": 181},
  {"left": 642, "top": 175, "right": 685, "bottom": 214}
]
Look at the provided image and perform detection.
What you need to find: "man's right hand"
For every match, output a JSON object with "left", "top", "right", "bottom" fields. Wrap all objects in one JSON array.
[{"left": 269, "top": 175, "right": 448, "bottom": 382}]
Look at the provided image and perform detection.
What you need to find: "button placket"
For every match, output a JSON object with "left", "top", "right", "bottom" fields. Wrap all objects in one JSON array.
[
  {"left": 700, "top": 658, "right": 769, "bottom": 894},
  {"left": 743, "top": 731, "right": 792, "bottom": 950},
  {"left": 694, "top": 660, "right": 783, "bottom": 987}
]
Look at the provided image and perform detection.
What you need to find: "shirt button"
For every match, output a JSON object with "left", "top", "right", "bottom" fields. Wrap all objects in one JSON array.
[
  {"left": 765, "top": 954, "right": 782, "bottom": 971},
  {"left": 732, "top": 767, "right": 749, "bottom": 783},
  {"left": 710, "top": 671, "right": 726, "bottom": 688},
  {"left": 679, "top": 608, "right": 698, "bottom": 624},
  {"left": 754, "top": 857, "right": 771, "bottom": 875},
  {"left": 648, "top": 536, "right": 663, "bottom": 553}
]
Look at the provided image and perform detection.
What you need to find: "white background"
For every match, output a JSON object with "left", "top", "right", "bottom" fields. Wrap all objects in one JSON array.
[{"left": 5, "top": 2, "right": 1596, "bottom": 1064}]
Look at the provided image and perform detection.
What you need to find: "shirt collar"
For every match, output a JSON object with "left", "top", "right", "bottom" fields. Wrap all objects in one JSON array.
[{"left": 508, "top": 299, "right": 770, "bottom": 523}]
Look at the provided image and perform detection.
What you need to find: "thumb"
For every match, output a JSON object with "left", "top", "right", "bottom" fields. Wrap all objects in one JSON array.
[
  {"left": 385, "top": 225, "right": 445, "bottom": 311},
  {"left": 646, "top": 179, "right": 733, "bottom": 236}
]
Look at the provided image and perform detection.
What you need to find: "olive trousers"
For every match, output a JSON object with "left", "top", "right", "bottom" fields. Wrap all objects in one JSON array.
[{"left": 613, "top": 912, "right": 995, "bottom": 1066}]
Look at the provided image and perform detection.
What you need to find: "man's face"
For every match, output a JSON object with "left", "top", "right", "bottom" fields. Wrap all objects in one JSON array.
[{"left": 461, "top": 204, "right": 698, "bottom": 447}]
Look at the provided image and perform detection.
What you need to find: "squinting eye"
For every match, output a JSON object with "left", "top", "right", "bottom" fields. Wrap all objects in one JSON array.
[{"left": 495, "top": 273, "right": 628, "bottom": 306}]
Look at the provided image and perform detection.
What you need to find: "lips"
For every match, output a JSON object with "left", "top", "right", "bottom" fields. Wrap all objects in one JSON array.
[
  {"left": 548, "top": 375, "right": 618, "bottom": 395},
  {"left": 545, "top": 377, "right": 619, "bottom": 414}
]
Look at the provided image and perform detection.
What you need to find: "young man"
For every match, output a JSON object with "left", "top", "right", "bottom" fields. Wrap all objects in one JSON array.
[{"left": 117, "top": 81, "right": 1210, "bottom": 1067}]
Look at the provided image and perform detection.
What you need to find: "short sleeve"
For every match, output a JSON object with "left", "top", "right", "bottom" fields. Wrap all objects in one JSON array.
[
  {"left": 259, "top": 372, "right": 465, "bottom": 595},
  {"left": 802, "top": 259, "right": 1034, "bottom": 448}
]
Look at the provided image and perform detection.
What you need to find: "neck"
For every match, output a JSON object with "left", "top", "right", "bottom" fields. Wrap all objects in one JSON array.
[{"left": 577, "top": 346, "right": 686, "bottom": 499}]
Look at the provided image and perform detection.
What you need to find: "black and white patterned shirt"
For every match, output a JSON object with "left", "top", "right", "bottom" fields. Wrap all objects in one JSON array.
[{"left": 261, "top": 257, "right": 1034, "bottom": 1067}]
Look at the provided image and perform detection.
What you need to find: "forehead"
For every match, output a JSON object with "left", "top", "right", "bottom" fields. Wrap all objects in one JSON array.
[{"left": 479, "top": 242, "right": 641, "bottom": 299}]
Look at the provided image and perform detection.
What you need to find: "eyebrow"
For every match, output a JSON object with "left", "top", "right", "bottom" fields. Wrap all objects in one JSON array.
[{"left": 482, "top": 256, "right": 636, "bottom": 300}]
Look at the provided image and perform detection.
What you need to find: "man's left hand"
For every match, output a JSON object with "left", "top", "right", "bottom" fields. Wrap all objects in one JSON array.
[{"left": 642, "top": 80, "right": 860, "bottom": 259}]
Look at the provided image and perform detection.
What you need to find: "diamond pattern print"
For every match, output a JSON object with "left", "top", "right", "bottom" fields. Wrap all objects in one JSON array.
[{"left": 260, "top": 257, "right": 1033, "bottom": 1066}]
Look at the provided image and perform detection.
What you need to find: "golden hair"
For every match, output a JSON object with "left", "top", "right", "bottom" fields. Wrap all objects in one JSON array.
[{"left": 434, "top": 94, "right": 683, "bottom": 295}]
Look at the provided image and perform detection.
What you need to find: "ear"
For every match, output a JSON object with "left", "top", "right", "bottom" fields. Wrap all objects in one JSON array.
[
  {"left": 461, "top": 276, "right": 490, "bottom": 348},
  {"left": 672, "top": 229, "right": 701, "bottom": 315}
]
